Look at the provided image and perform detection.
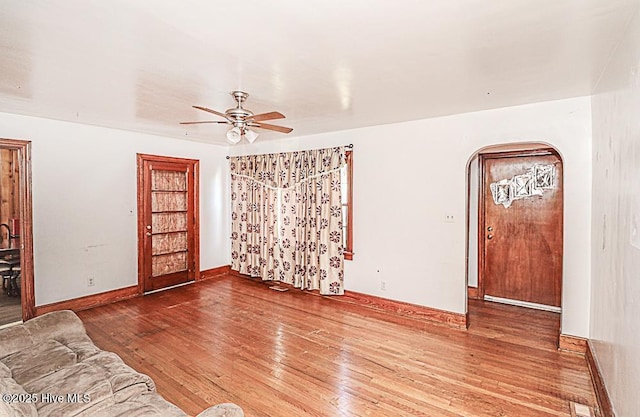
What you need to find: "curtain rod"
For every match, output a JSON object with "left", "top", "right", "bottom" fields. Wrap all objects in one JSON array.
[{"left": 226, "top": 144, "right": 353, "bottom": 159}]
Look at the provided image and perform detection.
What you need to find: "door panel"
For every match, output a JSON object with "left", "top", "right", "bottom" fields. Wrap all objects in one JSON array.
[
  {"left": 138, "top": 155, "right": 199, "bottom": 292},
  {"left": 481, "top": 151, "right": 563, "bottom": 307}
]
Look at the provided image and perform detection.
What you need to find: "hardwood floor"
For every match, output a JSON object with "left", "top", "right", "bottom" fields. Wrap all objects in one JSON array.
[
  {"left": 0, "top": 292, "right": 21, "bottom": 325},
  {"left": 77, "top": 275, "right": 597, "bottom": 417}
]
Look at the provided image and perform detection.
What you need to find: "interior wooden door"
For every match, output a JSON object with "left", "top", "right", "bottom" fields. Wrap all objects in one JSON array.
[
  {"left": 138, "top": 154, "right": 199, "bottom": 292},
  {"left": 480, "top": 150, "right": 563, "bottom": 308}
]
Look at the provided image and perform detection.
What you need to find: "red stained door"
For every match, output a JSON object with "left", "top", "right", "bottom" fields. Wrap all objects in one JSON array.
[
  {"left": 138, "top": 155, "right": 199, "bottom": 292},
  {"left": 480, "top": 150, "right": 563, "bottom": 308}
]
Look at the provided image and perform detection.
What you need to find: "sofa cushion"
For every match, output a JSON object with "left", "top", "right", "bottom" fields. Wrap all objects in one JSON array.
[
  {"left": 0, "top": 377, "right": 38, "bottom": 417},
  {"left": 0, "top": 325, "right": 34, "bottom": 358},
  {"left": 81, "top": 352, "right": 156, "bottom": 402},
  {"left": 24, "top": 361, "right": 115, "bottom": 417},
  {"left": 0, "top": 310, "right": 244, "bottom": 417},
  {"left": 2, "top": 339, "right": 78, "bottom": 386},
  {"left": 62, "top": 335, "right": 102, "bottom": 362},
  {"left": 0, "top": 360, "right": 11, "bottom": 378},
  {"left": 21, "top": 351, "right": 159, "bottom": 417}
]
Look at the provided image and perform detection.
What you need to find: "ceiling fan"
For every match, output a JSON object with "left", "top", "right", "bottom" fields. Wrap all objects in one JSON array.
[{"left": 180, "top": 91, "right": 293, "bottom": 144}]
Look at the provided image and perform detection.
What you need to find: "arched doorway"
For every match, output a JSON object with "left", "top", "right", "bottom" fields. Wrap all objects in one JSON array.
[{"left": 466, "top": 143, "right": 564, "bottom": 327}]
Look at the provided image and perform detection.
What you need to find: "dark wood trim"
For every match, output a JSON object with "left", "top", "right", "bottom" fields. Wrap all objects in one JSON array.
[
  {"left": 136, "top": 155, "right": 145, "bottom": 295},
  {"left": 477, "top": 153, "right": 487, "bottom": 299},
  {"left": 558, "top": 334, "right": 587, "bottom": 354},
  {"left": 0, "top": 138, "right": 35, "bottom": 321},
  {"left": 478, "top": 148, "right": 556, "bottom": 159},
  {"left": 340, "top": 290, "right": 468, "bottom": 329},
  {"left": 136, "top": 154, "right": 200, "bottom": 293},
  {"left": 228, "top": 269, "right": 243, "bottom": 278},
  {"left": 34, "top": 265, "right": 232, "bottom": 317},
  {"left": 35, "top": 285, "right": 140, "bottom": 316},
  {"left": 228, "top": 271, "right": 467, "bottom": 329},
  {"left": 467, "top": 286, "right": 480, "bottom": 300},
  {"left": 586, "top": 340, "right": 616, "bottom": 417},
  {"left": 193, "top": 160, "right": 200, "bottom": 280},
  {"left": 199, "top": 265, "right": 231, "bottom": 281}
]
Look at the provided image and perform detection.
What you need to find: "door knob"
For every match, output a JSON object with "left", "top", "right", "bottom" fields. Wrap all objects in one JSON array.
[
  {"left": 146, "top": 225, "right": 152, "bottom": 230},
  {"left": 487, "top": 226, "right": 493, "bottom": 232},
  {"left": 487, "top": 234, "right": 493, "bottom": 240},
  {"left": 146, "top": 232, "right": 152, "bottom": 237}
]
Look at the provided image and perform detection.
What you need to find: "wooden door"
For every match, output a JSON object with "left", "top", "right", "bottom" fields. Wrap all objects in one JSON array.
[
  {"left": 137, "top": 154, "right": 199, "bottom": 292},
  {"left": 479, "top": 150, "right": 563, "bottom": 308}
]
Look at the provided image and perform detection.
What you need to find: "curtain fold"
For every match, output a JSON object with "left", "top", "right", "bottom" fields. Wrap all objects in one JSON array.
[{"left": 230, "top": 147, "right": 345, "bottom": 295}]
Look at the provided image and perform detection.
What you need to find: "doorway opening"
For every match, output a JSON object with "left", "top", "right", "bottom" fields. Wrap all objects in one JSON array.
[
  {"left": 466, "top": 143, "right": 564, "bottom": 332},
  {"left": 0, "top": 138, "right": 34, "bottom": 327}
]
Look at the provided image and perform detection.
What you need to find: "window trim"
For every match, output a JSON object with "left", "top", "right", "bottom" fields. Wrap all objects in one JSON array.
[{"left": 343, "top": 150, "right": 354, "bottom": 260}]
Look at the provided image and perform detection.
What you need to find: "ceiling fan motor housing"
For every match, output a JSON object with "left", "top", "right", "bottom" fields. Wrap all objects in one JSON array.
[
  {"left": 227, "top": 91, "right": 253, "bottom": 123},
  {"left": 181, "top": 90, "right": 292, "bottom": 140},
  {"left": 227, "top": 108, "right": 253, "bottom": 120}
]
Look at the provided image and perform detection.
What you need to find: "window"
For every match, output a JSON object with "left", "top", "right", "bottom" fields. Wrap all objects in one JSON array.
[{"left": 341, "top": 150, "right": 354, "bottom": 260}]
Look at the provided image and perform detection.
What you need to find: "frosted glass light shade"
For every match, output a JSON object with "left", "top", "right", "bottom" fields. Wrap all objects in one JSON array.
[
  {"left": 226, "top": 127, "right": 242, "bottom": 144},
  {"left": 244, "top": 129, "right": 259, "bottom": 144}
]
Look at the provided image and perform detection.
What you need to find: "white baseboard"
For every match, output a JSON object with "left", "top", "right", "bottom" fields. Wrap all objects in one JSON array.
[{"left": 484, "top": 295, "right": 561, "bottom": 313}]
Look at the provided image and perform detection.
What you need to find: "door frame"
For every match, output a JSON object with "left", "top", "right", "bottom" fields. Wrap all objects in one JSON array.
[
  {"left": 476, "top": 147, "right": 562, "bottom": 301},
  {"left": 136, "top": 153, "right": 200, "bottom": 294},
  {"left": 0, "top": 138, "right": 35, "bottom": 320}
]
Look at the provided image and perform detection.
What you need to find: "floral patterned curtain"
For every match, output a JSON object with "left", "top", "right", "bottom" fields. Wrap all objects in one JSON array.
[{"left": 230, "top": 147, "right": 345, "bottom": 295}]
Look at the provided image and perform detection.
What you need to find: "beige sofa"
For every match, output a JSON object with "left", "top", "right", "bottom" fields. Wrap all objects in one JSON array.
[{"left": 0, "top": 310, "right": 243, "bottom": 417}]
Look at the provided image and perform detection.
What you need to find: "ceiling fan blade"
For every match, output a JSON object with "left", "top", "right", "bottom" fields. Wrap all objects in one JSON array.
[
  {"left": 250, "top": 111, "right": 285, "bottom": 122},
  {"left": 180, "top": 121, "right": 229, "bottom": 125},
  {"left": 193, "top": 105, "right": 227, "bottom": 119},
  {"left": 252, "top": 122, "right": 293, "bottom": 134}
]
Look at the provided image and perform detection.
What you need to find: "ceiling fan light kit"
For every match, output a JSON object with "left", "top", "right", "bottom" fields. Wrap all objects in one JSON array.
[
  {"left": 181, "top": 91, "right": 292, "bottom": 144},
  {"left": 226, "top": 127, "right": 242, "bottom": 144},
  {"left": 244, "top": 129, "right": 259, "bottom": 144}
]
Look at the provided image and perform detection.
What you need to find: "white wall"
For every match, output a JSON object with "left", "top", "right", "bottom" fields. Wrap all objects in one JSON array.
[
  {"left": 467, "top": 156, "right": 478, "bottom": 288},
  {"left": 0, "top": 96, "right": 592, "bottom": 338},
  {"left": 590, "top": 6, "right": 640, "bottom": 416},
  {"left": 0, "top": 112, "right": 229, "bottom": 306},
  {"left": 230, "top": 96, "right": 592, "bottom": 337}
]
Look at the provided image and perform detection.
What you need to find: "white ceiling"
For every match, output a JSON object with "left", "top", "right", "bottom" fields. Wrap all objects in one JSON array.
[{"left": 1, "top": 0, "right": 638, "bottom": 145}]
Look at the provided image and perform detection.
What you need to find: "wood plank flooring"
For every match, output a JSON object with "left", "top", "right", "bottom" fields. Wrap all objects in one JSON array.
[
  {"left": 77, "top": 275, "right": 597, "bottom": 417},
  {"left": 0, "top": 292, "right": 21, "bottom": 325}
]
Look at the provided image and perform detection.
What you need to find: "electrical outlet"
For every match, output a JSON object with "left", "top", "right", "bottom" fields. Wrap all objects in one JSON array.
[
  {"left": 380, "top": 280, "right": 387, "bottom": 291},
  {"left": 87, "top": 277, "right": 95, "bottom": 287},
  {"left": 445, "top": 214, "right": 455, "bottom": 223}
]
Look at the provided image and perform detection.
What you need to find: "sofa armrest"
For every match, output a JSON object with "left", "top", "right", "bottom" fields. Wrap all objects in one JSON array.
[
  {"left": 196, "top": 403, "right": 244, "bottom": 417},
  {"left": 23, "top": 310, "right": 87, "bottom": 343}
]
